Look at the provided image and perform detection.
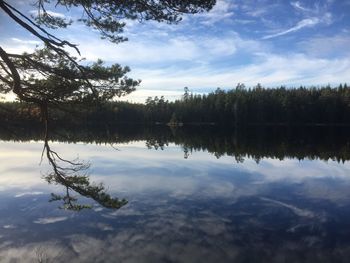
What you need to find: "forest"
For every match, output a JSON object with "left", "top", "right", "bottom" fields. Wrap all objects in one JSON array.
[
  {"left": 0, "top": 123, "right": 349, "bottom": 162},
  {"left": 1, "top": 84, "right": 350, "bottom": 126}
]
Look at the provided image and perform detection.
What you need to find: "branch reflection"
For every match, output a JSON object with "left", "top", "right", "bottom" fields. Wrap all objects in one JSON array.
[{"left": 41, "top": 137, "right": 127, "bottom": 211}]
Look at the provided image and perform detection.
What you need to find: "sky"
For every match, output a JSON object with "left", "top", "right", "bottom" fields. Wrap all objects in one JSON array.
[{"left": 0, "top": 0, "right": 350, "bottom": 102}]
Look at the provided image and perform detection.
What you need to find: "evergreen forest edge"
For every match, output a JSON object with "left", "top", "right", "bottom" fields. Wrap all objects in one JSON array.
[{"left": 1, "top": 84, "right": 350, "bottom": 127}]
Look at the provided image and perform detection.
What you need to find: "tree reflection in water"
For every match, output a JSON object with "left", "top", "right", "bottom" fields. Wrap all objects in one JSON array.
[
  {"left": 37, "top": 106, "right": 128, "bottom": 211},
  {"left": 1, "top": 121, "right": 350, "bottom": 210},
  {"left": 41, "top": 138, "right": 127, "bottom": 211}
]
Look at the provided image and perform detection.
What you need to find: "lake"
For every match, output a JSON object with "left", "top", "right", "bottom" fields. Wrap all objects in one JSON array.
[{"left": 0, "top": 126, "right": 350, "bottom": 262}]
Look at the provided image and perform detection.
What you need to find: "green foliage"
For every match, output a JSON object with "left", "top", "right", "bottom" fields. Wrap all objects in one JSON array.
[
  {"left": 142, "top": 84, "right": 350, "bottom": 126},
  {"left": 0, "top": 0, "right": 215, "bottom": 105},
  {"left": 33, "top": 11, "right": 73, "bottom": 29},
  {"left": 44, "top": 152, "right": 128, "bottom": 211},
  {"left": 48, "top": 175, "right": 128, "bottom": 210},
  {"left": 1, "top": 48, "right": 139, "bottom": 105},
  {"left": 1, "top": 84, "right": 350, "bottom": 127},
  {"left": 49, "top": 193, "right": 93, "bottom": 211},
  {"left": 30, "top": 0, "right": 216, "bottom": 43}
]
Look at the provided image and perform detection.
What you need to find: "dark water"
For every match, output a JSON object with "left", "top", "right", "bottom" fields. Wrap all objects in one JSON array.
[{"left": 1, "top": 126, "right": 350, "bottom": 262}]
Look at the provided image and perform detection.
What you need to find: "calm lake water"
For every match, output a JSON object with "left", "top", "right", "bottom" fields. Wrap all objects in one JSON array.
[{"left": 1, "top": 126, "right": 350, "bottom": 262}]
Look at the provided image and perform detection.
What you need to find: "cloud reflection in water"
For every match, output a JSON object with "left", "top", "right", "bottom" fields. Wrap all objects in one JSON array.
[{"left": 1, "top": 141, "right": 350, "bottom": 262}]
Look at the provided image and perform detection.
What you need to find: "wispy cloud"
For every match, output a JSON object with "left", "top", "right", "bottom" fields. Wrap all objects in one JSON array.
[
  {"left": 298, "top": 34, "right": 350, "bottom": 58},
  {"left": 291, "top": 1, "right": 313, "bottom": 12},
  {"left": 245, "top": 7, "right": 269, "bottom": 18},
  {"left": 262, "top": 18, "right": 320, "bottom": 39},
  {"left": 74, "top": 33, "right": 240, "bottom": 64},
  {"left": 15, "top": 191, "right": 43, "bottom": 198},
  {"left": 124, "top": 52, "right": 350, "bottom": 102},
  {"left": 11, "top": 38, "right": 41, "bottom": 45},
  {"left": 260, "top": 197, "right": 315, "bottom": 218},
  {"left": 0, "top": 0, "right": 346, "bottom": 104},
  {"left": 29, "top": 9, "right": 66, "bottom": 18},
  {"left": 0, "top": 38, "right": 42, "bottom": 57},
  {"left": 195, "top": 0, "right": 236, "bottom": 25},
  {"left": 3, "top": 224, "right": 16, "bottom": 229},
  {"left": 34, "top": 217, "right": 68, "bottom": 224}
]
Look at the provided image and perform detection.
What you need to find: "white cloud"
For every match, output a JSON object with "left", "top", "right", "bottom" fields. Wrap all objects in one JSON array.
[
  {"left": 0, "top": 141, "right": 51, "bottom": 190},
  {"left": 33, "top": 217, "right": 68, "bottom": 224},
  {"left": 11, "top": 38, "right": 41, "bottom": 45},
  {"left": 96, "top": 223, "right": 114, "bottom": 231},
  {"left": 299, "top": 34, "right": 350, "bottom": 57},
  {"left": 234, "top": 19, "right": 255, "bottom": 25},
  {"left": 78, "top": 37, "right": 196, "bottom": 63},
  {"left": 3, "top": 224, "right": 16, "bottom": 229},
  {"left": 119, "top": 89, "right": 184, "bottom": 103},
  {"left": 260, "top": 197, "right": 315, "bottom": 218},
  {"left": 291, "top": 1, "right": 313, "bottom": 12},
  {"left": 45, "top": 10, "right": 66, "bottom": 18},
  {"left": 195, "top": 0, "right": 236, "bottom": 25},
  {"left": 15, "top": 191, "right": 43, "bottom": 198},
  {"left": 0, "top": 242, "right": 66, "bottom": 262},
  {"left": 323, "top": 12, "right": 333, "bottom": 25},
  {"left": 80, "top": 29, "right": 349, "bottom": 102},
  {"left": 262, "top": 18, "right": 320, "bottom": 39},
  {"left": 241, "top": 3, "right": 270, "bottom": 18},
  {"left": 29, "top": 9, "right": 66, "bottom": 18},
  {"left": 0, "top": 38, "right": 42, "bottom": 55},
  {"left": 126, "top": 52, "right": 350, "bottom": 99},
  {"left": 75, "top": 34, "right": 239, "bottom": 64},
  {"left": 0, "top": 0, "right": 344, "bottom": 104},
  {"left": 268, "top": 0, "right": 334, "bottom": 39}
]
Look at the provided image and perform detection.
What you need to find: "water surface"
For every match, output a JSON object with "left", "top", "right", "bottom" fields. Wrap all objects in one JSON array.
[{"left": 1, "top": 127, "right": 350, "bottom": 262}]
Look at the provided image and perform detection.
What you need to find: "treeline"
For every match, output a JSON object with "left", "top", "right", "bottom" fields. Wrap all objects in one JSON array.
[
  {"left": 1, "top": 84, "right": 350, "bottom": 126},
  {"left": 1, "top": 123, "right": 350, "bottom": 162},
  {"left": 143, "top": 84, "right": 350, "bottom": 125}
]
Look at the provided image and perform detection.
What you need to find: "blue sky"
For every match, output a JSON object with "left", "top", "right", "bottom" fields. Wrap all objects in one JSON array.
[{"left": 0, "top": 0, "right": 350, "bottom": 102}]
